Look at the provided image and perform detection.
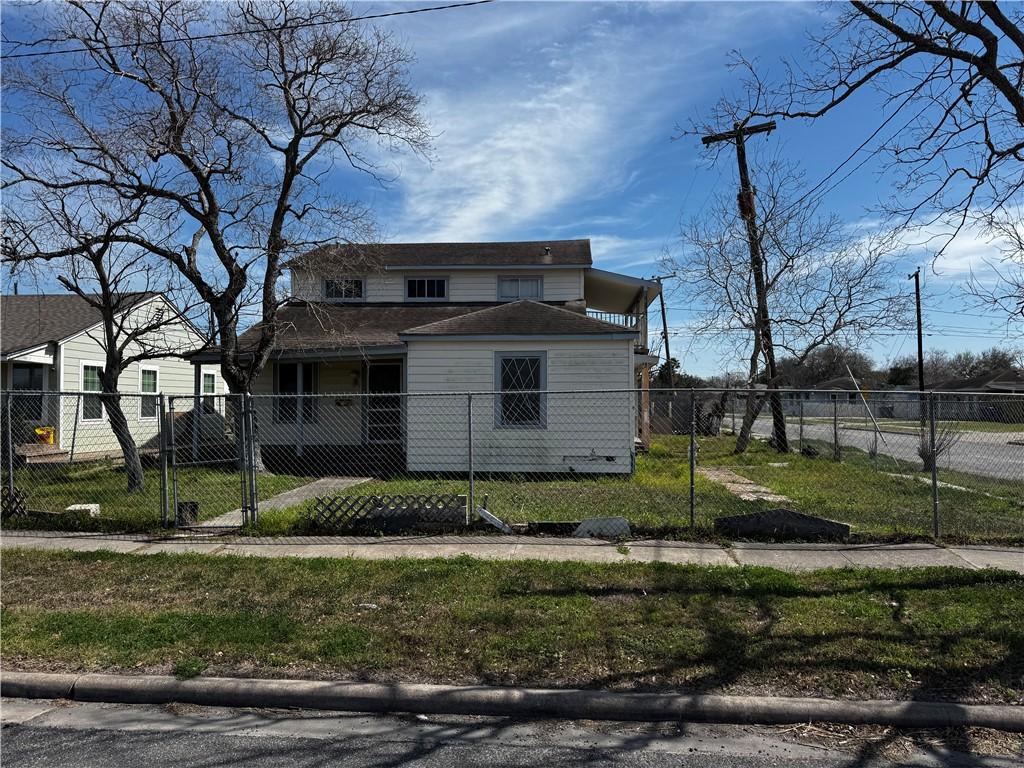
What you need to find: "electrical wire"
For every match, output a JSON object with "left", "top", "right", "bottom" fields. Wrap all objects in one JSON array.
[{"left": 0, "top": 0, "right": 495, "bottom": 60}]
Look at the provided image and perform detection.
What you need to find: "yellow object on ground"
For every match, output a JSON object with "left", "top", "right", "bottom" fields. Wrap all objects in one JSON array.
[{"left": 34, "top": 426, "right": 55, "bottom": 445}]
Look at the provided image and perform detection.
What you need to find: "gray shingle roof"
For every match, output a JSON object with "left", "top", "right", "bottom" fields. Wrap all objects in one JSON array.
[
  {"left": 400, "top": 300, "right": 636, "bottom": 337},
  {"left": 0, "top": 292, "right": 155, "bottom": 356},
  {"left": 295, "top": 239, "right": 592, "bottom": 270}
]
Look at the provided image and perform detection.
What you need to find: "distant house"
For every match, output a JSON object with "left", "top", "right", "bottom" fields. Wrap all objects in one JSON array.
[
  {"left": 928, "top": 368, "right": 1024, "bottom": 422},
  {"left": 190, "top": 239, "right": 661, "bottom": 474},
  {"left": 0, "top": 293, "right": 223, "bottom": 459}
]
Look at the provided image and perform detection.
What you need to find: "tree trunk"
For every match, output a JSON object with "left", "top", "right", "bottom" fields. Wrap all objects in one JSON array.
[
  {"left": 100, "top": 391, "right": 144, "bottom": 493},
  {"left": 734, "top": 391, "right": 768, "bottom": 454},
  {"left": 768, "top": 387, "right": 789, "bottom": 453}
]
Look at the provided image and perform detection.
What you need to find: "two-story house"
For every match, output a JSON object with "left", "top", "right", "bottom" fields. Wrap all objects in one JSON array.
[{"left": 197, "top": 240, "right": 659, "bottom": 475}]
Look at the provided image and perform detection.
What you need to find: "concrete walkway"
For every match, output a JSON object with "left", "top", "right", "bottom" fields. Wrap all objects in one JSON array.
[
  {"left": 195, "top": 476, "right": 370, "bottom": 527},
  {"left": 2, "top": 530, "right": 1021, "bottom": 572}
]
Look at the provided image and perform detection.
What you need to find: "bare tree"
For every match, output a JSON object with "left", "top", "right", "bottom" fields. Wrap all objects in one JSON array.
[
  {"left": 4, "top": 193, "right": 208, "bottom": 493},
  {"left": 2, "top": 1, "right": 429, "bottom": 425},
  {"left": 662, "top": 160, "right": 911, "bottom": 453},
  {"left": 707, "top": 2, "right": 1024, "bottom": 321}
]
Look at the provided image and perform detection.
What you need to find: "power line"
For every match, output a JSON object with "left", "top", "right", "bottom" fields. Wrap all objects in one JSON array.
[{"left": 0, "top": 0, "right": 495, "bottom": 60}]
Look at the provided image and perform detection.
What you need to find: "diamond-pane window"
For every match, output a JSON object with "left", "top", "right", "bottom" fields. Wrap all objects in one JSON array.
[{"left": 495, "top": 353, "right": 545, "bottom": 428}]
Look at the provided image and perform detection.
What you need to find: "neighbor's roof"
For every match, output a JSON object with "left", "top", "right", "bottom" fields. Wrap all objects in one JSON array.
[
  {"left": 293, "top": 239, "right": 593, "bottom": 270},
  {"left": 400, "top": 300, "right": 636, "bottom": 338},
  {"left": 930, "top": 368, "right": 1024, "bottom": 393},
  {"left": 0, "top": 292, "right": 156, "bottom": 356}
]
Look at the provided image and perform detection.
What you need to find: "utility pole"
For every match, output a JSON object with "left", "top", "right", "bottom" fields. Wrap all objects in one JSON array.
[
  {"left": 908, "top": 268, "right": 925, "bottom": 392},
  {"left": 701, "top": 120, "right": 788, "bottom": 451},
  {"left": 654, "top": 276, "right": 675, "bottom": 389}
]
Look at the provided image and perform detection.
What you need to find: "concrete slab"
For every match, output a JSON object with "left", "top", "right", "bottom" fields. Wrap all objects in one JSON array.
[
  {"left": 624, "top": 543, "right": 736, "bottom": 566},
  {"left": 511, "top": 543, "right": 627, "bottom": 563},
  {"left": 4, "top": 537, "right": 148, "bottom": 554},
  {"left": 730, "top": 543, "right": 853, "bottom": 571},
  {"left": 220, "top": 543, "right": 352, "bottom": 559},
  {"left": 137, "top": 541, "right": 227, "bottom": 555},
  {"left": 949, "top": 547, "right": 1024, "bottom": 574},
  {"left": 842, "top": 545, "right": 973, "bottom": 569},
  {"left": 0, "top": 698, "right": 58, "bottom": 725},
  {"left": 196, "top": 476, "right": 371, "bottom": 528}
]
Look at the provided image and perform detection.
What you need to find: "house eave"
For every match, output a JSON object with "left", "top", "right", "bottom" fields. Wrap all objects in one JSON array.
[{"left": 399, "top": 333, "right": 637, "bottom": 342}]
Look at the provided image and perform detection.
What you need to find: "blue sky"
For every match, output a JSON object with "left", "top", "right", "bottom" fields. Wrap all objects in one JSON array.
[{"left": 3, "top": 1, "right": 1018, "bottom": 376}]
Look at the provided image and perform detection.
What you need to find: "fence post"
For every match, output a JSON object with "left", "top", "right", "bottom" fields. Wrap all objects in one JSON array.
[
  {"left": 798, "top": 398, "right": 804, "bottom": 452},
  {"left": 688, "top": 388, "right": 696, "bottom": 527},
  {"left": 247, "top": 394, "right": 259, "bottom": 524},
  {"left": 467, "top": 392, "right": 474, "bottom": 525},
  {"left": 158, "top": 394, "right": 170, "bottom": 528},
  {"left": 731, "top": 392, "right": 737, "bottom": 435},
  {"left": 4, "top": 391, "right": 14, "bottom": 499},
  {"left": 929, "top": 391, "right": 940, "bottom": 540},
  {"left": 832, "top": 398, "right": 840, "bottom": 461},
  {"left": 237, "top": 394, "right": 250, "bottom": 528},
  {"left": 167, "top": 396, "right": 180, "bottom": 527}
]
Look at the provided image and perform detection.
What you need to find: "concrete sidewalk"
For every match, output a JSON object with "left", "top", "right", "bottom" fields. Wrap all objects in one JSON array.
[{"left": 2, "top": 530, "right": 1022, "bottom": 572}]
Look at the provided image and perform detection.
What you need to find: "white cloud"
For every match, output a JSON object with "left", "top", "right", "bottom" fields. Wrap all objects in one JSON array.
[{"left": 386, "top": 3, "right": 775, "bottom": 242}]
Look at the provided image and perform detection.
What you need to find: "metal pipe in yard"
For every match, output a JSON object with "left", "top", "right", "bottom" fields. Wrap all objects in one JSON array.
[
  {"left": 689, "top": 389, "right": 696, "bottom": 527},
  {"left": 69, "top": 394, "right": 81, "bottom": 463},
  {"left": 798, "top": 399, "right": 803, "bottom": 452},
  {"left": 467, "top": 392, "right": 474, "bottom": 525},
  {"left": 168, "top": 397, "right": 180, "bottom": 528},
  {"left": 929, "top": 392, "right": 940, "bottom": 540}
]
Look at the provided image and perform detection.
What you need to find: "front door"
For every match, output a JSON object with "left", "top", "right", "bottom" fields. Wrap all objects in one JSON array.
[{"left": 365, "top": 363, "right": 403, "bottom": 445}]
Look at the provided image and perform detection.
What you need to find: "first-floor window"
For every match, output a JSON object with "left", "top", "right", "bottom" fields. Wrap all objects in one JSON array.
[
  {"left": 140, "top": 368, "right": 159, "bottom": 419},
  {"left": 325, "top": 278, "right": 365, "bottom": 301},
  {"left": 275, "top": 362, "right": 318, "bottom": 423},
  {"left": 10, "top": 364, "right": 45, "bottom": 421},
  {"left": 202, "top": 372, "right": 217, "bottom": 411},
  {"left": 82, "top": 364, "right": 104, "bottom": 421},
  {"left": 495, "top": 352, "right": 546, "bottom": 428}
]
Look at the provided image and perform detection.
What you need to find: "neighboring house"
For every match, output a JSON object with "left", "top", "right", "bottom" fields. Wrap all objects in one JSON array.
[
  {"left": 1, "top": 292, "right": 223, "bottom": 459},
  {"left": 928, "top": 368, "right": 1024, "bottom": 421},
  {"left": 191, "top": 240, "right": 660, "bottom": 474}
]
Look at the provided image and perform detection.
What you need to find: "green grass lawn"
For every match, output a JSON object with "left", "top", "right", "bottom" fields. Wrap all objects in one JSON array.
[
  {"left": 254, "top": 435, "right": 1022, "bottom": 542},
  {"left": 5, "top": 462, "right": 310, "bottom": 533},
  {"left": 3, "top": 549, "right": 1021, "bottom": 703}
]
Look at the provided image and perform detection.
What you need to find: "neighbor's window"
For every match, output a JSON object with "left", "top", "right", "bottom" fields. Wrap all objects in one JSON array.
[
  {"left": 10, "top": 364, "right": 44, "bottom": 420},
  {"left": 139, "top": 368, "right": 159, "bottom": 419},
  {"left": 497, "top": 276, "right": 542, "bottom": 300},
  {"left": 275, "top": 362, "right": 318, "bottom": 423},
  {"left": 406, "top": 277, "right": 447, "bottom": 300},
  {"left": 202, "top": 372, "right": 217, "bottom": 411},
  {"left": 495, "top": 352, "right": 546, "bottom": 428},
  {"left": 325, "top": 278, "right": 365, "bottom": 301},
  {"left": 82, "top": 364, "right": 104, "bottom": 421}
]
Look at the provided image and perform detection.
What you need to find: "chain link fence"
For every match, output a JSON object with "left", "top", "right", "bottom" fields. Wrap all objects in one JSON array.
[{"left": 2, "top": 388, "right": 1021, "bottom": 541}]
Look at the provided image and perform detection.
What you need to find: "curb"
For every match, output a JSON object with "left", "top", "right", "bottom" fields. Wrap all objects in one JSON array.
[{"left": 3, "top": 672, "right": 1023, "bottom": 731}]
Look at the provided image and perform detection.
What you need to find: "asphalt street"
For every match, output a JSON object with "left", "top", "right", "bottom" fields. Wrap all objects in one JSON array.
[
  {"left": 2, "top": 699, "right": 1020, "bottom": 768},
  {"left": 741, "top": 416, "right": 1023, "bottom": 480}
]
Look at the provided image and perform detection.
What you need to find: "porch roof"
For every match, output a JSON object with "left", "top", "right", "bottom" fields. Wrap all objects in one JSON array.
[{"left": 399, "top": 299, "right": 637, "bottom": 339}]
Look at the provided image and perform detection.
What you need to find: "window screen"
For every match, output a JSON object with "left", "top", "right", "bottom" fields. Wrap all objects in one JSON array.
[
  {"left": 275, "top": 362, "right": 318, "bottom": 423},
  {"left": 497, "top": 276, "right": 542, "bottom": 300},
  {"left": 82, "top": 364, "right": 104, "bottom": 420},
  {"left": 496, "top": 353, "right": 545, "bottom": 427},
  {"left": 11, "top": 364, "right": 44, "bottom": 420},
  {"left": 325, "top": 278, "right": 364, "bottom": 300},
  {"left": 140, "top": 369, "right": 158, "bottom": 419}
]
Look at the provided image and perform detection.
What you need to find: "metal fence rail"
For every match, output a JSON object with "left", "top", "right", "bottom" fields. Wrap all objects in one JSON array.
[{"left": 2, "top": 388, "right": 1021, "bottom": 541}]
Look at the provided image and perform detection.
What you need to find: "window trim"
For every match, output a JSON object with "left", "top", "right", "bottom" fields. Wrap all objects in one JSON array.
[
  {"left": 493, "top": 351, "right": 547, "bottom": 430},
  {"left": 80, "top": 360, "right": 106, "bottom": 423},
  {"left": 202, "top": 371, "right": 218, "bottom": 412},
  {"left": 323, "top": 276, "right": 366, "bottom": 303},
  {"left": 138, "top": 365, "right": 160, "bottom": 421},
  {"left": 497, "top": 274, "right": 544, "bottom": 301},
  {"left": 405, "top": 275, "right": 449, "bottom": 302}
]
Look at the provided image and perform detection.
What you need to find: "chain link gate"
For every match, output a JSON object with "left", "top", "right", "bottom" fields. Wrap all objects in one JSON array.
[{"left": 163, "top": 393, "right": 258, "bottom": 530}]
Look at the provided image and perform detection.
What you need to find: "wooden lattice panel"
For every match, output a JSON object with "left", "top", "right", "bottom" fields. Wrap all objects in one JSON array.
[
  {"left": 309, "top": 493, "right": 467, "bottom": 533},
  {"left": 1, "top": 486, "right": 27, "bottom": 520}
]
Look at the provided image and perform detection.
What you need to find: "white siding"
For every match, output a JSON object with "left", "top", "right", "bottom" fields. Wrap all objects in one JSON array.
[
  {"left": 55, "top": 296, "right": 224, "bottom": 453},
  {"left": 291, "top": 267, "right": 585, "bottom": 303},
  {"left": 405, "top": 338, "right": 635, "bottom": 474},
  {"left": 251, "top": 360, "right": 365, "bottom": 448}
]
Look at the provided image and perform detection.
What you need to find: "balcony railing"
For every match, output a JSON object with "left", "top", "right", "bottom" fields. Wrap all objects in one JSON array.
[{"left": 586, "top": 309, "right": 639, "bottom": 328}]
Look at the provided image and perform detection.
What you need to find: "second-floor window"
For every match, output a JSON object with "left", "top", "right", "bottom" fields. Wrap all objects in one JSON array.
[
  {"left": 324, "top": 278, "right": 365, "bottom": 301},
  {"left": 406, "top": 277, "right": 447, "bottom": 301},
  {"left": 497, "top": 276, "right": 543, "bottom": 300}
]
